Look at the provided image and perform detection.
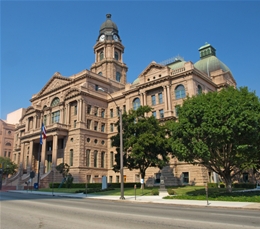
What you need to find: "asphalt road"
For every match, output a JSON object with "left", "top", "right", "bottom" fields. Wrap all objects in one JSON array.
[{"left": 0, "top": 192, "right": 259, "bottom": 229}]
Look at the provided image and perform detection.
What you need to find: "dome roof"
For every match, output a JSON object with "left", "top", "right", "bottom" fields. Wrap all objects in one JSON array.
[
  {"left": 194, "top": 56, "right": 230, "bottom": 75},
  {"left": 100, "top": 14, "right": 118, "bottom": 33},
  {"left": 167, "top": 60, "right": 186, "bottom": 70},
  {"left": 132, "top": 77, "right": 140, "bottom": 85},
  {"left": 194, "top": 43, "right": 231, "bottom": 76}
]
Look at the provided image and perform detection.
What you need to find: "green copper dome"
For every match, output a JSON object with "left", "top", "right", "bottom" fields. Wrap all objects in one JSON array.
[{"left": 194, "top": 43, "right": 231, "bottom": 76}]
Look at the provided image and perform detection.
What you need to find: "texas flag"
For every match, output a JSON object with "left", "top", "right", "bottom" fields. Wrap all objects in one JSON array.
[{"left": 40, "top": 123, "right": 47, "bottom": 145}]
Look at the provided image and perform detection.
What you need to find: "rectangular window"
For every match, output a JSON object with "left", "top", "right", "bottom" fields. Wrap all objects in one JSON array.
[
  {"left": 101, "top": 109, "right": 105, "bottom": 118},
  {"left": 86, "top": 149, "right": 90, "bottom": 167},
  {"left": 74, "top": 105, "right": 77, "bottom": 115},
  {"left": 109, "top": 176, "right": 113, "bottom": 183},
  {"left": 94, "top": 150, "right": 98, "bottom": 167},
  {"left": 4, "top": 151, "right": 7, "bottom": 157},
  {"left": 110, "top": 123, "right": 114, "bottom": 132},
  {"left": 152, "top": 111, "right": 156, "bottom": 118},
  {"left": 101, "top": 152, "right": 105, "bottom": 168},
  {"left": 154, "top": 173, "right": 161, "bottom": 184},
  {"left": 175, "top": 105, "right": 180, "bottom": 117},
  {"left": 243, "top": 173, "right": 249, "bottom": 183},
  {"left": 87, "top": 105, "right": 92, "bottom": 114},
  {"left": 74, "top": 120, "right": 77, "bottom": 128},
  {"left": 58, "top": 139, "right": 64, "bottom": 149},
  {"left": 94, "top": 107, "right": 98, "bottom": 116},
  {"left": 101, "top": 123, "right": 105, "bottom": 132},
  {"left": 70, "top": 150, "right": 73, "bottom": 166},
  {"left": 95, "top": 85, "right": 99, "bottom": 91},
  {"left": 151, "top": 95, "right": 156, "bottom": 105},
  {"left": 123, "top": 105, "right": 126, "bottom": 113},
  {"left": 159, "top": 109, "right": 164, "bottom": 118},
  {"left": 182, "top": 172, "right": 189, "bottom": 184},
  {"left": 8, "top": 152, "right": 11, "bottom": 157},
  {"left": 116, "top": 175, "right": 119, "bottom": 183},
  {"left": 110, "top": 151, "right": 114, "bottom": 168},
  {"left": 94, "top": 121, "right": 98, "bottom": 131},
  {"left": 110, "top": 109, "right": 113, "bottom": 118},
  {"left": 158, "top": 93, "right": 163, "bottom": 104},
  {"left": 117, "top": 107, "right": 120, "bottom": 117},
  {"left": 86, "top": 119, "right": 91, "bottom": 129},
  {"left": 51, "top": 111, "right": 60, "bottom": 123}
]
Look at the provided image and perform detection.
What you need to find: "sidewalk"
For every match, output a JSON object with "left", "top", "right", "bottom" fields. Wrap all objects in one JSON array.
[{"left": 6, "top": 190, "right": 260, "bottom": 210}]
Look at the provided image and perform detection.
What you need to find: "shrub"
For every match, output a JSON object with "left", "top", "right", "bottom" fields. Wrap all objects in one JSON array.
[
  {"left": 167, "top": 189, "right": 176, "bottom": 195},
  {"left": 151, "top": 189, "right": 159, "bottom": 195},
  {"left": 207, "top": 183, "right": 218, "bottom": 188},
  {"left": 233, "top": 183, "right": 255, "bottom": 189}
]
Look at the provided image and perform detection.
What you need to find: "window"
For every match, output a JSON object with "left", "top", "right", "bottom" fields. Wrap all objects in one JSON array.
[
  {"left": 158, "top": 93, "right": 163, "bottom": 104},
  {"left": 159, "top": 109, "right": 164, "bottom": 118},
  {"left": 8, "top": 152, "right": 11, "bottom": 157},
  {"left": 101, "top": 152, "right": 105, "bottom": 168},
  {"left": 133, "top": 98, "right": 140, "bottom": 110},
  {"left": 98, "top": 72, "right": 102, "bottom": 75},
  {"left": 94, "top": 150, "right": 98, "bottom": 167},
  {"left": 70, "top": 149, "right": 73, "bottom": 166},
  {"left": 18, "top": 153, "right": 20, "bottom": 163},
  {"left": 116, "top": 72, "right": 121, "bottom": 82},
  {"left": 74, "top": 120, "right": 77, "bottom": 128},
  {"left": 182, "top": 172, "right": 189, "bottom": 184},
  {"left": 51, "top": 97, "right": 60, "bottom": 107},
  {"left": 117, "top": 107, "right": 120, "bottom": 117},
  {"left": 58, "top": 139, "right": 64, "bottom": 149},
  {"left": 43, "top": 115, "right": 47, "bottom": 126},
  {"left": 5, "top": 142, "right": 11, "bottom": 146},
  {"left": 154, "top": 173, "right": 161, "bottom": 184},
  {"left": 94, "top": 121, "right": 98, "bottom": 131},
  {"left": 110, "top": 109, "right": 113, "bottom": 118},
  {"left": 95, "top": 85, "right": 99, "bottom": 91},
  {"left": 86, "top": 119, "right": 91, "bottom": 129},
  {"left": 123, "top": 105, "right": 126, "bottom": 113},
  {"left": 110, "top": 152, "right": 114, "bottom": 168},
  {"left": 110, "top": 123, "right": 114, "bottom": 132},
  {"left": 197, "top": 85, "right": 203, "bottom": 95},
  {"left": 101, "top": 123, "right": 105, "bottom": 132},
  {"left": 87, "top": 105, "right": 92, "bottom": 114},
  {"left": 4, "top": 151, "right": 7, "bottom": 157},
  {"left": 94, "top": 107, "right": 98, "bottom": 116},
  {"left": 52, "top": 111, "right": 60, "bottom": 123},
  {"left": 86, "top": 149, "right": 90, "bottom": 167},
  {"left": 151, "top": 95, "right": 156, "bottom": 105},
  {"left": 100, "top": 51, "right": 104, "bottom": 61},
  {"left": 74, "top": 105, "right": 77, "bottom": 115},
  {"left": 87, "top": 175, "right": 91, "bottom": 183},
  {"left": 152, "top": 111, "right": 156, "bottom": 118},
  {"left": 109, "top": 176, "right": 113, "bottom": 183},
  {"left": 101, "top": 109, "right": 105, "bottom": 118},
  {"left": 8, "top": 130, "right": 11, "bottom": 135},
  {"left": 116, "top": 175, "right": 119, "bottom": 183},
  {"left": 243, "top": 173, "right": 249, "bottom": 183},
  {"left": 115, "top": 51, "right": 119, "bottom": 60},
  {"left": 175, "top": 85, "right": 186, "bottom": 99}
]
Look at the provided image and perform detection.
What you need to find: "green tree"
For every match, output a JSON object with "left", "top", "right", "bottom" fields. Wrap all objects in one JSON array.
[
  {"left": 168, "top": 87, "right": 260, "bottom": 192},
  {"left": 0, "top": 157, "right": 18, "bottom": 178},
  {"left": 111, "top": 106, "right": 170, "bottom": 188},
  {"left": 56, "top": 163, "right": 73, "bottom": 188}
]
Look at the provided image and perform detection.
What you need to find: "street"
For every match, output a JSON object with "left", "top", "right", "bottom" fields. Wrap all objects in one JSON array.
[{"left": 0, "top": 192, "right": 259, "bottom": 229}]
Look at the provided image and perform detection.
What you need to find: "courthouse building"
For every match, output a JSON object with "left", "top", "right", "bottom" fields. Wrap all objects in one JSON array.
[{"left": 11, "top": 14, "right": 236, "bottom": 187}]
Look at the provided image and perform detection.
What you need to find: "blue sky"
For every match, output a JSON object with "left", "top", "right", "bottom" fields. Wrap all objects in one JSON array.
[{"left": 1, "top": 1, "right": 260, "bottom": 120}]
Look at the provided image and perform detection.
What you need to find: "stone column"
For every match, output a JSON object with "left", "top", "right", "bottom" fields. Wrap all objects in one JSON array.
[
  {"left": 163, "top": 86, "right": 168, "bottom": 111},
  {"left": 166, "top": 85, "right": 172, "bottom": 111},
  {"left": 82, "top": 100, "right": 86, "bottom": 123},
  {"left": 20, "top": 143, "right": 25, "bottom": 170},
  {"left": 143, "top": 92, "right": 147, "bottom": 106},
  {"left": 60, "top": 107, "right": 64, "bottom": 124},
  {"left": 40, "top": 138, "right": 47, "bottom": 174},
  {"left": 52, "top": 135, "right": 58, "bottom": 167},
  {"left": 140, "top": 93, "right": 144, "bottom": 106},
  {"left": 66, "top": 103, "right": 70, "bottom": 125},
  {"left": 27, "top": 141, "right": 34, "bottom": 173}
]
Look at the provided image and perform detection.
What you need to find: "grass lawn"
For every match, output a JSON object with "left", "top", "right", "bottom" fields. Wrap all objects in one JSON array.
[{"left": 38, "top": 186, "right": 260, "bottom": 202}]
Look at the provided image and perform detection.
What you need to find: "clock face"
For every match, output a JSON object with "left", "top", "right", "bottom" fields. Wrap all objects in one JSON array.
[
  {"left": 99, "top": 34, "right": 105, "bottom": 41},
  {"left": 113, "top": 34, "right": 119, "bottom": 41}
]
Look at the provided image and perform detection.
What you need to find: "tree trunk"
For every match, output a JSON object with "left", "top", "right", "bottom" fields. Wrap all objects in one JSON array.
[
  {"left": 140, "top": 171, "right": 145, "bottom": 190},
  {"left": 223, "top": 175, "right": 232, "bottom": 193}
]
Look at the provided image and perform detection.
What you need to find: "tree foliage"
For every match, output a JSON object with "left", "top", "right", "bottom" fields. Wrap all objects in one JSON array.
[
  {"left": 111, "top": 106, "right": 170, "bottom": 185},
  {"left": 168, "top": 87, "right": 260, "bottom": 192},
  {"left": 56, "top": 163, "right": 74, "bottom": 188},
  {"left": 0, "top": 157, "right": 18, "bottom": 178}
]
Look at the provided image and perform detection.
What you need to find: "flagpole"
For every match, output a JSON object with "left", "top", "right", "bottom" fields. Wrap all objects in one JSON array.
[{"left": 37, "top": 125, "right": 42, "bottom": 189}]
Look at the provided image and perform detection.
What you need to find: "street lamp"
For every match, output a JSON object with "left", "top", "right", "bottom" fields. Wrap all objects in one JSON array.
[{"left": 98, "top": 87, "right": 125, "bottom": 199}]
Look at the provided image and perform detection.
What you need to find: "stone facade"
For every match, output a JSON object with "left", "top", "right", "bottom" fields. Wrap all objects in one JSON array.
[{"left": 11, "top": 14, "right": 239, "bottom": 188}]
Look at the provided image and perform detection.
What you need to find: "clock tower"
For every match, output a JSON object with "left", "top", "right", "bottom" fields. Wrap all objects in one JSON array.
[{"left": 90, "top": 14, "right": 128, "bottom": 84}]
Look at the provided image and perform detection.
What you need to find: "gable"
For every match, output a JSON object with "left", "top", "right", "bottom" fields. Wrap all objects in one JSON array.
[
  {"left": 38, "top": 73, "right": 72, "bottom": 96},
  {"left": 140, "top": 62, "right": 166, "bottom": 77}
]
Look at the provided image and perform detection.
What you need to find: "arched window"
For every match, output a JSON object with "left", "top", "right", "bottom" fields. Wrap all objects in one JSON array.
[
  {"left": 100, "top": 51, "right": 104, "bottom": 61},
  {"left": 115, "top": 51, "right": 119, "bottom": 61},
  {"left": 133, "top": 98, "right": 141, "bottom": 110},
  {"left": 51, "top": 97, "right": 60, "bottom": 107},
  {"left": 5, "top": 142, "right": 11, "bottom": 146},
  {"left": 175, "top": 85, "right": 186, "bottom": 99},
  {"left": 101, "top": 151, "right": 105, "bottom": 168},
  {"left": 197, "top": 85, "right": 203, "bottom": 95},
  {"left": 98, "top": 72, "right": 102, "bottom": 75},
  {"left": 94, "top": 150, "right": 98, "bottom": 167},
  {"left": 116, "top": 72, "right": 121, "bottom": 82}
]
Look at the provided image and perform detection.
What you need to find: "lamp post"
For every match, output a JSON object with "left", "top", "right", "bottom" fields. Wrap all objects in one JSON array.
[{"left": 98, "top": 87, "right": 125, "bottom": 199}]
